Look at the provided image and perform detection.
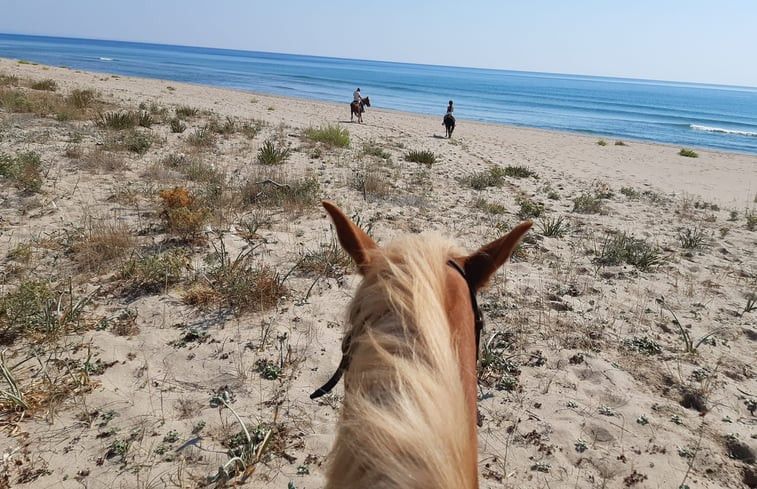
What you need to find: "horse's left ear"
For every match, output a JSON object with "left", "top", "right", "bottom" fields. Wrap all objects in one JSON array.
[
  {"left": 322, "top": 200, "right": 378, "bottom": 274},
  {"left": 461, "top": 221, "right": 532, "bottom": 291}
]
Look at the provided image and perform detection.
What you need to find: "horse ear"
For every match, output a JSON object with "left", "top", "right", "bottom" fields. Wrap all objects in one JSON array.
[
  {"left": 461, "top": 221, "right": 532, "bottom": 291},
  {"left": 322, "top": 200, "right": 378, "bottom": 273}
]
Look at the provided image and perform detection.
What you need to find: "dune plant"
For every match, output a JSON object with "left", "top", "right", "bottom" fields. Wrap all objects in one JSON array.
[
  {"left": 539, "top": 215, "right": 568, "bottom": 238},
  {"left": 67, "top": 88, "right": 96, "bottom": 109},
  {"left": 304, "top": 124, "right": 350, "bottom": 148},
  {"left": 503, "top": 165, "right": 536, "bottom": 178},
  {"left": 30, "top": 79, "right": 57, "bottom": 91},
  {"left": 257, "top": 140, "right": 291, "bottom": 165},
  {"left": 677, "top": 227, "right": 707, "bottom": 249},
  {"left": 0, "top": 151, "right": 43, "bottom": 192},
  {"left": 404, "top": 150, "right": 436, "bottom": 166},
  {"left": 466, "top": 165, "right": 507, "bottom": 190},
  {"left": 187, "top": 126, "right": 215, "bottom": 148},
  {"left": 517, "top": 198, "right": 544, "bottom": 219},
  {"left": 679, "top": 148, "right": 699, "bottom": 158},
  {"left": 573, "top": 193, "right": 604, "bottom": 214},
  {"left": 241, "top": 170, "right": 320, "bottom": 209},
  {"left": 120, "top": 248, "right": 189, "bottom": 294},
  {"left": 169, "top": 117, "right": 186, "bottom": 133},
  {"left": 657, "top": 297, "right": 723, "bottom": 353},
  {"left": 98, "top": 111, "right": 138, "bottom": 130},
  {"left": 595, "top": 232, "right": 663, "bottom": 270},
  {"left": 175, "top": 105, "right": 199, "bottom": 118}
]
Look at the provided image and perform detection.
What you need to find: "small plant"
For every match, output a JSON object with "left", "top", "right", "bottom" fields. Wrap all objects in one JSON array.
[
  {"left": 657, "top": 296, "right": 723, "bottom": 353},
  {"left": 503, "top": 165, "right": 536, "bottom": 178},
  {"left": 256, "top": 359, "right": 283, "bottom": 380},
  {"left": 106, "top": 439, "right": 129, "bottom": 459},
  {"left": 575, "top": 439, "right": 588, "bottom": 452},
  {"left": 187, "top": 126, "right": 215, "bottom": 147},
  {"left": 304, "top": 124, "right": 350, "bottom": 148},
  {"left": 624, "top": 336, "right": 662, "bottom": 355},
  {"left": 465, "top": 165, "right": 507, "bottom": 190},
  {"left": 517, "top": 198, "right": 544, "bottom": 219},
  {"left": 192, "top": 420, "right": 207, "bottom": 434},
  {"left": 596, "top": 139, "right": 607, "bottom": 146},
  {"left": 67, "top": 88, "right": 96, "bottom": 109},
  {"left": 296, "top": 465, "right": 310, "bottom": 475},
  {"left": 531, "top": 462, "right": 551, "bottom": 473},
  {"left": 404, "top": 150, "right": 436, "bottom": 166},
  {"left": 0, "top": 151, "right": 43, "bottom": 192},
  {"left": 30, "top": 79, "right": 57, "bottom": 91},
  {"left": 671, "top": 414, "right": 684, "bottom": 425},
  {"left": 120, "top": 248, "right": 189, "bottom": 294},
  {"left": 742, "top": 293, "right": 756, "bottom": 314},
  {"left": 98, "top": 111, "right": 137, "bottom": 130},
  {"left": 163, "top": 430, "right": 180, "bottom": 444},
  {"left": 677, "top": 227, "right": 706, "bottom": 249},
  {"left": 746, "top": 211, "right": 757, "bottom": 231},
  {"left": 620, "top": 186, "right": 639, "bottom": 199},
  {"left": 136, "top": 110, "right": 153, "bottom": 128},
  {"left": 257, "top": 140, "right": 291, "bottom": 165},
  {"left": 595, "top": 232, "right": 663, "bottom": 270},
  {"left": 615, "top": 140, "right": 627, "bottom": 146},
  {"left": 539, "top": 215, "right": 568, "bottom": 238},
  {"left": 175, "top": 105, "right": 199, "bottom": 118},
  {"left": 678, "top": 148, "right": 699, "bottom": 158},
  {"left": 363, "top": 144, "right": 391, "bottom": 159},
  {"left": 169, "top": 118, "right": 187, "bottom": 133},
  {"left": 637, "top": 415, "right": 650, "bottom": 425},
  {"left": 473, "top": 198, "right": 507, "bottom": 215},
  {"left": 598, "top": 405, "right": 617, "bottom": 416},
  {"left": 573, "top": 193, "right": 604, "bottom": 214}
]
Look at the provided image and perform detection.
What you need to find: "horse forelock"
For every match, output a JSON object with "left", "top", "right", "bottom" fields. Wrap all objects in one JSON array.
[{"left": 325, "top": 234, "right": 478, "bottom": 489}]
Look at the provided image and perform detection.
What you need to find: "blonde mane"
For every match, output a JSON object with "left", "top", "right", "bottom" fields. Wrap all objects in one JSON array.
[{"left": 325, "top": 233, "right": 477, "bottom": 489}]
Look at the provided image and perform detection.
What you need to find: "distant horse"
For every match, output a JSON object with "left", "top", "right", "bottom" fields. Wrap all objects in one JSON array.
[
  {"left": 313, "top": 200, "right": 532, "bottom": 489},
  {"left": 443, "top": 113, "right": 456, "bottom": 138},
  {"left": 350, "top": 96, "right": 371, "bottom": 123}
]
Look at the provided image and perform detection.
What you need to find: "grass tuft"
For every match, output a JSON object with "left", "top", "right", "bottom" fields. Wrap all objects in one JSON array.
[
  {"left": 404, "top": 150, "right": 436, "bottom": 166},
  {"left": 304, "top": 124, "right": 350, "bottom": 148}
]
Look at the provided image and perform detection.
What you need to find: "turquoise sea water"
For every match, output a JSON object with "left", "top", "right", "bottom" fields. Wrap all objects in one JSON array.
[{"left": 2, "top": 33, "right": 757, "bottom": 155}]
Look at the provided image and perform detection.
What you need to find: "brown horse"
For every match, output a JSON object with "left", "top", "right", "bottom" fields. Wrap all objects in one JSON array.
[
  {"left": 317, "top": 200, "right": 531, "bottom": 489},
  {"left": 350, "top": 96, "right": 370, "bottom": 123}
]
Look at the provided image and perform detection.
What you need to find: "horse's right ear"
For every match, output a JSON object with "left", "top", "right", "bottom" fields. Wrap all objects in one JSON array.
[
  {"left": 462, "top": 221, "right": 532, "bottom": 291},
  {"left": 322, "top": 200, "right": 378, "bottom": 274}
]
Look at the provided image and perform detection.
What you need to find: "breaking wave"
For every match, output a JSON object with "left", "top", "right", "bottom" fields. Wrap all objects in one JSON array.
[{"left": 690, "top": 124, "right": 757, "bottom": 137}]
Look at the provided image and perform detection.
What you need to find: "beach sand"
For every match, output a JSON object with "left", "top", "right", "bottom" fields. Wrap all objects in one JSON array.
[{"left": 1, "top": 57, "right": 756, "bottom": 488}]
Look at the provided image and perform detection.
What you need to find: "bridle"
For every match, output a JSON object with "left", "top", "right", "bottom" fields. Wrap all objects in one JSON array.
[{"left": 310, "top": 259, "right": 484, "bottom": 399}]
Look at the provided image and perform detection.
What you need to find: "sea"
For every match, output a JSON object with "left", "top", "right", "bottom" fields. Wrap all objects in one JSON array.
[{"left": 2, "top": 33, "right": 757, "bottom": 155}]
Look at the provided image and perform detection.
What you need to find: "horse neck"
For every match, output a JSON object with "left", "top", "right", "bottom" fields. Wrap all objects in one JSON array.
[{"left": 326, "top": 237, "right": 478, "bottom": 489}]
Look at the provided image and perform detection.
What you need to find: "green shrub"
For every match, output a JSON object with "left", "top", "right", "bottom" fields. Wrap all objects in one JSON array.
[
  {"left": 503, "top": 165, "right": 536, "bottom": 178},
  {"left": 169, "top": 118, "right": 187, "bottom": 133},
  {"left": 679, "top": 148, "right": 699, "bottom": 158},
  {"left": 187, "top": 127, "right": 215, "bottom": 148},
  {"left": 0, "top": 151, "right": 43, "bottom": 192},
  {"left": 404, "top": 150, "right": 436, "bottom": 166},
  {"left": 30, "top": 79, "right": 57, "bottom": 91},
  {"left": 677, "top": 227, "right": 706, "bottom": 249},
  {"left": 539, "top": 215, "right": 568, "bottom": 238},
  {"left": 517, "top": 198, "right": 544, "bottom": 219},
  {"left": 124, "top": 131, "right": 153, "bottom": 155},
  {"left": 98, "top": 111, "right": 137, "bottom": 130},
  {"left": 120, "top": 248, "right": 189, "bottom": 294},
  {"left": 596, "top": 139, "right": 607, "bottom": 146},
  {"left": 573, "top": 193, "right": 604, "bottom": 214},
  {"left": 466, "top": 165, "right": 507, "bottom": 190},
  {"left": 175, "top": 105, "right": 199, "bottom": 118},
  {"left": 620, "top": 186, "right": 639, "bottom": 199},
  {"left": 257, "top": 140, "right": 291, "bottom": 165},
  {"left": 595, "top": 232, "right": 664, "bottom": 270},
  {"left": 304, "top": 124, "right": 350, "bottom": 148},
  {"left": 473, "top": 198, "right": 507, "bottom": 215},
  {"left": 67, "top": 89, "right": 96, "bottom": 109},
  {"left": 363, "top": 144, "right": 391, "bottom": 159}
]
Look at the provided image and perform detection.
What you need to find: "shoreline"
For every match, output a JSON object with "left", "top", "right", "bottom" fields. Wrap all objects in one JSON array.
[{"left": 2, "top": 57, "right": 755, "bottom": 206}]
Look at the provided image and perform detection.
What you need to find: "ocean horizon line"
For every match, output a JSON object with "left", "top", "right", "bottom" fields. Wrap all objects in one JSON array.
[{"left": 3, "top": 31, "right": 756, "bottom": 92}]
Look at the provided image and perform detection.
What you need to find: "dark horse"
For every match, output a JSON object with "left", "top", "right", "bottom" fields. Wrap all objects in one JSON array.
[
  {"left": 350, "top": 97, "right": 371, "bottom": 123},
  {"left": 443, "top": 113, "right": 456, "bottom": 138}
]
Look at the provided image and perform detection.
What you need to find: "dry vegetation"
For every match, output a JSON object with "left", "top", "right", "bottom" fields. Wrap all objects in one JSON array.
[{"left": 1, "top": 62, "right": 755, "bottom": 489}]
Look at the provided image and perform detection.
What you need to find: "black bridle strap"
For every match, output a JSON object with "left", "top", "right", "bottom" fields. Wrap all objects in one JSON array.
[
  {"left": 446, "top": 259, "right": 484, "bottom": 360},
  {"left": 310, "top": 260, "right": 483, "bottom": 399}
]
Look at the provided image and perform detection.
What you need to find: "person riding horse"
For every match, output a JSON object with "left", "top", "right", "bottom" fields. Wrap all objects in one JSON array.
[
  {"left": 443, "top": 100, "right": 456, "bottom": 138},
  {"left": 351, "top": 87, "right": 370, "bottom": 123}
]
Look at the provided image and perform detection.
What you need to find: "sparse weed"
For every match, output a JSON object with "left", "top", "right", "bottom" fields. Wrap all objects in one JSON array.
[
  {"left": 119, "top": 248, "right": 189, "bottom": 294},
  {"left": 503, "top": 165, "right": 536, "bottom": 178},
  {"left": 98, "top": 111, "right": 137, "bottom": 130},
  {"left": 539, "top": 215, "right": 568, "bottom": 237},
  {"left": 67, "top": 88, "right": 96, "bottom": 109},
  {"left": 404, "top": 150, "right": 436, "bottom": 166},
  {"left": 465, "top": 165, "right": 507, "bottom": 190},
  {"left": 573, "top": 193, "right": 604, "bottom": 214},
  {"left": 241, "top": 170, "right": 320, "bottom": 210},
  {"left": 677, "top": 227, "right": 707, "bottom": 249},
  {"left": 0, "top": 151, "right": 43, "bottom": 192},
  {"left": 473, "top": 198, "right": 507, "bottom": 215},
  {"left": 304, "top": 124, "right": 350, "bottom": 148},
  {"left": 30, "top": 79, "right": 57, "bottom": 91},
  {"left": 175, "top": 105, "right": 199, "bottom": 118},
  {"left": 517, "top": 198, "right": 544, "bottom": 219},
  {"left": 363, "top": 144, "right": 391, "bottom": 159},
  {"left": 186, "top": 126, "right": 215, "bottom": 148},
  {"left": 595, "top": 232, "right": 664, "bottom": 270},
  {"left": 257, "top": 140, "right": 291, "bottom": 165},
  {"left": 679, "top": 148, "right": 699, "bottom": 158},
  {"left": 169, "top": 117, "right": 186, "bottom": 133}
]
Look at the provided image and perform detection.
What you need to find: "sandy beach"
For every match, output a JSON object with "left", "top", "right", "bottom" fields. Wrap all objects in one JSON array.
[{"left": 1, "top": 57, "right": 756, "bottom": 488}]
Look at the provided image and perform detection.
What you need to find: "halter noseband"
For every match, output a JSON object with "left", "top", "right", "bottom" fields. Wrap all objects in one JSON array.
[{"left": 310, "top": 259, "right": 484, "bottom": 399}]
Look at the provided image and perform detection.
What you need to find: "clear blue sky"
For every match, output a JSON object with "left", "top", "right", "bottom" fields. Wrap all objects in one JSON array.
[{"left": 3, "top": 0, "right": 756, "bottom": 87}]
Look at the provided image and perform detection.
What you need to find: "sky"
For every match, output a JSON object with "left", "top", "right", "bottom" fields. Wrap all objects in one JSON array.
[{"left": 2, "top": 0, "right": 756, "bottom": 87}]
